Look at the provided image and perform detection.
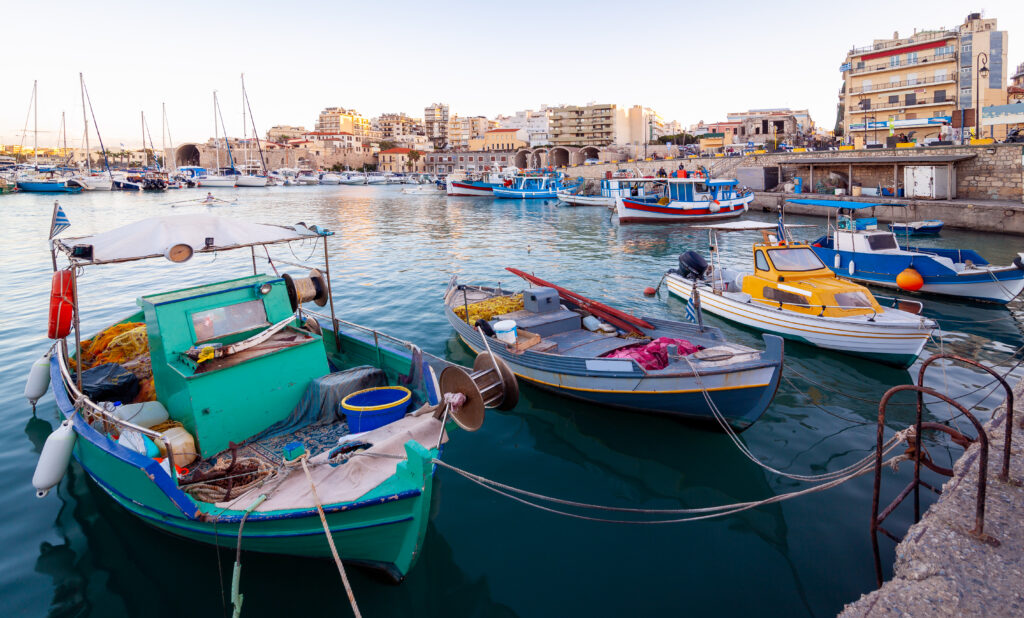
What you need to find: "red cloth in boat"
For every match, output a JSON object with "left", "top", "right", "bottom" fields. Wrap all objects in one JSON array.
[{"left": 603, "top": 337, "right": 700, "bottom": 371}]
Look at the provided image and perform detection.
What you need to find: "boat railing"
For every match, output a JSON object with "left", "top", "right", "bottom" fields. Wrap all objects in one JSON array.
[
  {"left": 748, "top": 296, "right": 879, "bottom": 321},
  {"left": 872, "top": 294, "right": 924, "bottom": 315},
  {"left": 56, "top": 343, "right": 181, "bottom": 476},
  {"left": 300, "top": 307, "right": 421, "bottom": 357}
]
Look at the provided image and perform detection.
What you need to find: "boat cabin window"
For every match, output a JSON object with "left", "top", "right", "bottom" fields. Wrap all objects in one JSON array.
[
  {"left": 834, "top": 291, "right": 874, "bottom": 309},
  {"left": 191, "top": 299, "right": 269, "bottom": 343},
  {"left": 763, "top": 287, "right": 807, "bottom": 306},
  {"left": 866, "top": 233, "right": 899, "bottom": 251},
  {"left": 766, "top": 248, "right": 826, "bottom": 271},
  {"left": 754, "top": 250, "right": 770, "bottom": 271}
]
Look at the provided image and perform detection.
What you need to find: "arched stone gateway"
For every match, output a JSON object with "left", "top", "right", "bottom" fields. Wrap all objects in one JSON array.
[
  {"left": 549, "top": 147, "right": 571, "bottom": 168},
  {"left": 513, "top": 149, "right": 530, "bottom": 169},
  {"left": 575, "top": 146, "right": 600, "bottom": 165},
  {"left": 529, "top": 149, "right": 548, "bottom": 169},
  {"left": 175, "top": 144, "right": 201, "bottom": 167}
]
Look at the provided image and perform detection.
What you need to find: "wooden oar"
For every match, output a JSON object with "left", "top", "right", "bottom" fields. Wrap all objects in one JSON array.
[{"left": 505, "top": 267, "right": 654, "bottom": 334}]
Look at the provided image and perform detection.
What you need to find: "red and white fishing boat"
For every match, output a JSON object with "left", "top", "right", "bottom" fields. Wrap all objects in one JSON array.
[
  {"left": 445, "top": 168, "right": 516, "bottom": 197},
  {"left": 614, "top": 175, "right": 753, "bottom": 224}
]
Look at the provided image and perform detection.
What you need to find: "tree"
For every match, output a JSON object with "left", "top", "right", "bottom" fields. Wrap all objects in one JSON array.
[
  {"left": 407, "top": 149, "right": 421, "bottom": 171},
  {"left": 378, "top": 140, "right": 397, "bottom": 151}
]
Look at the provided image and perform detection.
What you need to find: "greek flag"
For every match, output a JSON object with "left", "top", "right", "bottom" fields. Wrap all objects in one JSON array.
[
  {"left": 685, "top": 281, "right": 703, "bottom": 330},
  {"left": 49, "top": 201, "right": 70, "bottom": 239}
]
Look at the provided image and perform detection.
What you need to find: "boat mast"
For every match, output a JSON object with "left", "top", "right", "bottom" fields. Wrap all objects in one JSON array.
[
  {"left": 215, "top": 92, "right": 236, "bottom": 171},
  {"left": 241, "top": 73, "right": 247, "bottom": 174},
  {"left": 163, "top": 103, "right": 176, "bottom": 172},
  {"left": 80, "top": 74, "right": 91, "bottom": 174},
  {"left": 141, "top": 111, "right": 146, "bottom": 167},
  {"left": 243, "top": 74, "right": 269, "bottom": 175},
  {"left": 33, "top": 80, "right": 38, "bottom": 169},
  {"left": 161, "top": 103, "right": 167, "bottom": 172},
  {"left": 214, "top": 91, "right": 221, "bottom": 172},
  {"left": 81, "top": 76, "right": 112, "bottom": 178}
]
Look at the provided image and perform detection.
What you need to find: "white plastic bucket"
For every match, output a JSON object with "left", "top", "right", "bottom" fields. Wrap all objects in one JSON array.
[{"left": 493, "top": 320, "right": 517, "bottom": 344}]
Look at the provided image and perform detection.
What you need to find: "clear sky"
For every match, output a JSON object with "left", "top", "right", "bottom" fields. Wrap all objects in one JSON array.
[{"left": 2, "top": 0, "right": 1021, "bottom": 148}]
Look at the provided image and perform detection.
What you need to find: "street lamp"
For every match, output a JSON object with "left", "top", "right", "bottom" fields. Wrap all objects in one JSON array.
[{"left": 975, "top": 52, "right": 990, "bottom": 140}]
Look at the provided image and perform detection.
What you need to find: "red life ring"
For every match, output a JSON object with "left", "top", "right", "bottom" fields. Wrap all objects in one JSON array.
[{"left": 48, "top": 270, "right": 75, "bottom": 340}]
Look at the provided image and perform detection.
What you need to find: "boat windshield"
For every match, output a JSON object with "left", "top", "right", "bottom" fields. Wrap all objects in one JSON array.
[
  {"left": 834, "top": 291, "right": 874, "bottom": 309},
  {"left": 766, "top": 248, "right": 826, "bottom": 271},
  {"left": 866, "top": 234, "right": 899, "bottom": 250}
]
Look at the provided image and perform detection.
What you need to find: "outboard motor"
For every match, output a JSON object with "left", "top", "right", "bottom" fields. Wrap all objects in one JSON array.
[{"left": 678, "top": 251, "right": 708, "bottom": 280}]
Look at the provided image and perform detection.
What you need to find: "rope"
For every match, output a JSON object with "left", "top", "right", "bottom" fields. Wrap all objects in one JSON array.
[{"left": 297, "top": 455, "right": 361, "bottom": 618}]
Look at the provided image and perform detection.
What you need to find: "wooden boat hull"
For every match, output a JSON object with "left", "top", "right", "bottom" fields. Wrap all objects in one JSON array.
[
  {"left": 616, "top": 193, "right": 752, "bottom": 223},
  {"left": 446, "top": 180, "right": 495, "bottom": 197},
  {"left": 48, "top": 328, "right": 442, "bottom": 582},
  {"left": 444, "top": 301, "right": 782, "bottom": 431},
  {"left": 16, "top": 181, "right": 82, "bottom": 193},
  {"left": 666, "top": 273, "right": 932, "bottom": 368}
]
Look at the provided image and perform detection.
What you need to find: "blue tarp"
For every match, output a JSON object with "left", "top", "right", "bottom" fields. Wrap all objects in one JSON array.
[{"left": 786, "top": 198, "right": 903, "bottom": 209}]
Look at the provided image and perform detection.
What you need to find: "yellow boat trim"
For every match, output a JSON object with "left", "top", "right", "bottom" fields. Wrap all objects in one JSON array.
[
  {"left": 459, "top": 336, "right": 770, "bottom": 395},
  {"left": 668, "top": 281, "right": 929, "bottom": 341}
]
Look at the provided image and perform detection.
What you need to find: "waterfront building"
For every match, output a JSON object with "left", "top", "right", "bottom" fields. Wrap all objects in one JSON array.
[
  {"left": 838, "top": 12, "right": 1009, "bottom": 146},
  {"left": 378, "top": 147, "right": 425, "bottom": 173},
  {"left": 301, "top": 131, "right": 361, "bottom": 148},
  {"left": 727, "top": 108, "right": 816, "bottom": 134},
  {"left": 549, "top": 103, "right": 618, "bottom": 147},
  {"left": 496, "top": 107, "right": 553, "bottom": 147},
  {"left": 446, "top": 115, "right": 496, "bottom": 150},
  {"left": 315, "top": 107, "right": 374, "bottom": 141},
  {"left": 424, "top": 103, "right": 449, "bottom": 149},
  {"left": 423, "top": 150, "right": 512, "bottom": 175},
  {"left": 266, "top": 125, "right": 306, "bottom": 142},
  {"left": 467, "top": 129, "right": 528, "bottom": 152},
  {"left": 375, "top": 113, "right": 424, "bottom": 141}
]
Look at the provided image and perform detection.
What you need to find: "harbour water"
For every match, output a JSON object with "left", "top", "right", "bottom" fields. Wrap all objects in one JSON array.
[{"left": 1, "top": 185, "right": 1022, "bottom": 616}]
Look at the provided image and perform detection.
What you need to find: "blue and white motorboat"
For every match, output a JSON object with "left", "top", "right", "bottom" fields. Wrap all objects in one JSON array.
[
  {"left": 797, "top": 199, "right": 1024, "bottom": 304},
  {"left": 16, "top": 178, "right": 82, "bottom": 193},
  {"left": 889, "top": 220, "right": 944, "bottom": 236},
  {"left": 492, "top": 172, "right": 579, "bottom": 200},
  {"left": 614, "top": 176, "right": 752, "bottom": 223},
  {"left": 444, "top": 273, "right": 783, "bottom": 431},
  {"left": 558, "top": 172, "right": 652, "bottom": 207}
]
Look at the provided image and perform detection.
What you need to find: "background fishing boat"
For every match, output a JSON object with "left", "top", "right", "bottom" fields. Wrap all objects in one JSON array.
[
  {"left": 615, "top": 176, "right": 753, "bottom": 223},
  {"left": 444, "top": 271, "right": 783, "bottom": 431}
]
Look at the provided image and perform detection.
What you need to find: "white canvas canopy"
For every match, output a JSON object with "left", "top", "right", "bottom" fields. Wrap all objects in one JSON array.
[
  {"left": 57, "top": 214, "right": 326, "bottom": 264},
  {"left": 694, "top": 221, "right": 813, "bottom": 232}
]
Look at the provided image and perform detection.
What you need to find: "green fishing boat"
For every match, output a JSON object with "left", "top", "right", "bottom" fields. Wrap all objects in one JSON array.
[{"left": 27, "top": 213, "right": 517, "bottom": 584}]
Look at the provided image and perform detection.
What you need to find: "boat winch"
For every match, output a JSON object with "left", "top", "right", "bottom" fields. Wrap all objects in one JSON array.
[
  {"left": 437, "top": 352, "right": 518, "bottom": 431},
  {"left": 282, "top": 269, "right": 329, "bottom": 311}
]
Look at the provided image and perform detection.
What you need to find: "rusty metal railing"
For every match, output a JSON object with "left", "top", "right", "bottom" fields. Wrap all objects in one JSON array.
[{"left": 870, "top": 354, "right": 1014, "bottom": 587}]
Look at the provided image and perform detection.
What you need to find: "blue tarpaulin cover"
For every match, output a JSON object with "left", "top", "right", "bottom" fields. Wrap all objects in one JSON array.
[{"left": 786, "top": 198, "right": 903, "bottom": 209}]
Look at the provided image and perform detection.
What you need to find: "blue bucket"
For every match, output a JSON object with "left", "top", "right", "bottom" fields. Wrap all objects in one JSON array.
[{"left": 340, "top": 386, "right": 412, "bottom": 432}]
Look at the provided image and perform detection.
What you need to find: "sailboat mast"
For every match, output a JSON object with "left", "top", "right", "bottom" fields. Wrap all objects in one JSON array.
[
  {"left": 33, "top": 80, "right": 38, "bottom": 168},
  {"left": 214, "top": 92, "right": 221, "bottom": 172},
  {"left": 141, "top": 111, "right": 146, "bottom": 167},
  {"left": 216, "top": 92, "right": 236, "bottom": 170},
  {"left": 241, "top": 73, "right": 247, "bottom": 175},
  {"left": 243, "top": 75, "right": 269, "bottom": 175},
  {"left": 161, "top": 103, "right": 166, "bottom": 172},
  {"left": 81, "top": 76, "right": 112, "bottom": 178},
  {"left": 80, "top": 74, "right": 91, "bottom": 173}
]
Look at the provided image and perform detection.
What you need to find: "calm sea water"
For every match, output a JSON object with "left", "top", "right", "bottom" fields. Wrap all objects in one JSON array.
[{"left": 2, "top": 185, "right": 1022, "bottom": 617}]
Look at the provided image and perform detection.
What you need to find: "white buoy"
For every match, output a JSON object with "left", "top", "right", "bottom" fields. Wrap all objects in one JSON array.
[
  {"left": 33, "top": 420, "right": 76, "bottom": 498},
  {"left": 848, "top": 261, "right": 856, "bottom": 275},
  {"left": 834, "top": 254, "right": 841, "bottom": 269},
  {"left": 24, "top": 351, "right": 52, "bottom": 412}
]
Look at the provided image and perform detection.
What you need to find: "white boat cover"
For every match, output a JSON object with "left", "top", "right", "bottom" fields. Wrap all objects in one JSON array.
[{"left": 58, "top": 214, "right": 323, "bottom": 264}]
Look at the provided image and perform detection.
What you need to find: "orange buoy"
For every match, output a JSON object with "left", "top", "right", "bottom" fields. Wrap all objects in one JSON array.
[
  {"left": 896, "top": 267, "right": 924, "bottom": 291},
  {"left": 643, "top": 287, "right": 657, "bottom": 296},
  {"left": 48, "top": 270, "right": 75, "bottom": 339}
]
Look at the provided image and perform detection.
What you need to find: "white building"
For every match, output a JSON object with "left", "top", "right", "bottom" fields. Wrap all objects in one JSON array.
[{"left": 496, "top": 106, "right": 553, "bottom": 147}]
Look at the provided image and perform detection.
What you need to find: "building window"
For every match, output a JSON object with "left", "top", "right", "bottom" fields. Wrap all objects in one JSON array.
[
  {"left": 907, "top": 51, "right": 918, "bottom": 64},
  {"left": 934, "top": 90, "right": 946, "bottom": 103},
  {"left": 890, "top": 56, "right": 899, "bottom": 68},
  {"left": 888, "top": 95, "right": 899, "bottom": 104}
]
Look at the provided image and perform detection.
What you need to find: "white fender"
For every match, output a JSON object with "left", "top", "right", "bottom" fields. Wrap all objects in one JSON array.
[
  {"left": 33, "top": 420, "right": 76, "bottom": 498},
  {"left": 25, "top": 351, "right": 52, "bottom": 408},
  {"left": 834, "top": 254, "right": 841, "bottom": 269},
  {"left": 710, "top": 202, "right": 721, "bottom": 213},
  {"left": 848, "top": 260, "right": 855, "bottom": 275}
]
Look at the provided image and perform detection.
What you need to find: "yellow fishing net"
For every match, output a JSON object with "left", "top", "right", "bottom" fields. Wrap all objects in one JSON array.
[
  {"left": 75, "top": 322, "right": 155, "bottom": 402},
  {"left": 453, "top": 294, "right": 524, "bottom": 323}
]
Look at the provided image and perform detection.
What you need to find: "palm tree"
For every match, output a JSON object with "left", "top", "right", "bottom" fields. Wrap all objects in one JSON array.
[{"left": 407, "top": 149, "right": 421, "bottom": 172}]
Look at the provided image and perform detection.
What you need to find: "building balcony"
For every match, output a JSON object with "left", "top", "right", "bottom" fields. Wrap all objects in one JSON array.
[
  {"left": 848, "top": 52, "right": 956, "bottom": 76},
  {"left": 847, "top": 30, "right": 957, "bottom": 56},
  {"left": 844, "top": 75, "right": 956, "bottom": 96},
  {"left": 849, "top": 97, "right": 953, "bottom": 114}
]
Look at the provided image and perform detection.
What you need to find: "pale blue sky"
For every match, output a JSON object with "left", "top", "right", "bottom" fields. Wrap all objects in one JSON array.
[{"left": 3, "top": 0, "right": 1021, "bottom": 147}]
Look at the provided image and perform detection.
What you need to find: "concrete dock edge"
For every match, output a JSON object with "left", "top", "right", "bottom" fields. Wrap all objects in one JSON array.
[{"left": 840, "top": 376, "right": 1024, "bottom": 617}]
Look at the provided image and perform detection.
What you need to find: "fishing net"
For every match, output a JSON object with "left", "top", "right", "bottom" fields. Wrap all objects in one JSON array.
[
  {"left": 452, "top": 294, "right": 524, "bottom": 323},
  {"left": 182, "top": 456, "right": 276, "bottom": 503},
  {"left": 74, "top": 322, "right": 155, "bottom": 402}
]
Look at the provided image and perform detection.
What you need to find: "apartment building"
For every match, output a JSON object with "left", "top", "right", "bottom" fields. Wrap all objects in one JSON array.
[
  {"left": 446, "top": 115, "right": 496, "bottom": 150},
  {"left": 315, "top": 107, "right": 374, "bottom": 141},
  {"left": 467, "top": 129, "right": 528, "bottom": 152},
  {"left": 549, "top": 103, "right": 618, "bottom": 146},
  {"left": 424, "top": 103, "right": 449, "bottom": 149},
  {"left": 838, "top": 12, "right": 1008, "bottom": 146},
  {"left": 423, "top": 150, "right": 512, "bottom": 175},
  {"left": 496, "top": 107, "right": 553, "bottom": 147},
  {"left": 376, "top": 113, "right": 424, "bottom": 141},
  {"left": 378, "top": 147, "right": 425, "bottom": 173}
]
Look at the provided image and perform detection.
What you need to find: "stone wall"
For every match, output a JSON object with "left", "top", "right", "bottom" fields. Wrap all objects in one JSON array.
[
  {"left": 566, "top": 144, "right": 1024, "bottom": 203},
  {"left": 195, "top": 144, "right": 376, "bottom": 171}
]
